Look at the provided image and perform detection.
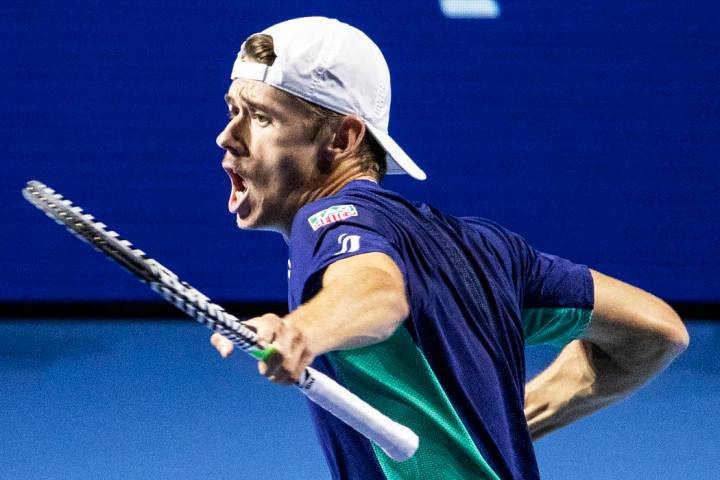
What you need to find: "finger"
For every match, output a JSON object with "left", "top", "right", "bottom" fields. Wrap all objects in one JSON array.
[
  {"left": 268, "top": 372, "right": 294, "bottom": 385},
  {"left": 261, "top": 344, "right": 299, "bottom": 385},
  {"left": 283, "top": 328, "right": 313, "bottom": 380},
  {"left": 264, "top": 349, "right": 305, "bottom": 385},
  {"left": 274, "top": 375, "right": 296, "bottom": 386},
  {"left": 210, "top": 333, "right": 234, "bottom": 358},
  {"left": 258, "top": 361, "right": 294, "bottom": 385},
  {"left": 272, "top": 322, "right": 313, "bottom": 381},
  {"left": 259, "top": 353, "right": 288, "bottom": 379},
  {"left": 243, "top": 314, "right": 282, "bottom": 343},
  {"left": 523, "top": 400, "right": 548, "bottom": 421},
  {"left": 253, "top": 319, "right": 310, "bottom": 385},
  {"left": 239, "top": 321, "right": 258, "bottom": 334},
  {"left": 262, "top": 347, "right": 286, "bottom": 377},
  {"left": 291, "top": 350, "right": 315, "bottom": 383}
]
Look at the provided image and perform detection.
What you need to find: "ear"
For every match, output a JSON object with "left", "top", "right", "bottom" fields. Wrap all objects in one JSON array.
[{"left": 327, "top": 115, "right": 366, "bottom": 161}]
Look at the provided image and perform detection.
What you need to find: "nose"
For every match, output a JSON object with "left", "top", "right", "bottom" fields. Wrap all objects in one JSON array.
[
  {"left": 216, "top": 121, "right": 234, "bottom": 150},
  {"left": 216, "top": 115, "right": 249, "bottom": 158}
]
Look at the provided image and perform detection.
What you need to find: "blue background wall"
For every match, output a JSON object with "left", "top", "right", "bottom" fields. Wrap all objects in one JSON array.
[{"left": 2, "top": 1, "right": 719, "bottom": 304}]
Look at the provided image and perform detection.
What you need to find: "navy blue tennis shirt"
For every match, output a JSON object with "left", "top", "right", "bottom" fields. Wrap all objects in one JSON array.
[{"left": 288, "top": 180, "right": 594, "bottom": 479}]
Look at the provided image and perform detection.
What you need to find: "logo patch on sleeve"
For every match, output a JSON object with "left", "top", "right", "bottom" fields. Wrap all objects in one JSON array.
[
  {"left": 334, "top": 234, "right": 361, "bottom": 255},
  {"left": 308, "top": 204, "right": 358, "bottom": 231}
]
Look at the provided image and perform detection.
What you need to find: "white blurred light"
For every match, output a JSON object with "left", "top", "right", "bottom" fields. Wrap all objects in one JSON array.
[{"left": 440, "top": 0, "right": 501, "bottom": 19}]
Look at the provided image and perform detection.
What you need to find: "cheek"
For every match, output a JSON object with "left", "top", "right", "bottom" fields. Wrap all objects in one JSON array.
[
  {"left": 249, "top": 153, "right": 307, "bottom": 197},
  {"left": 251, "top": 131, "right": 319, "bottom": 194},
  {"left": 264, "top": 155, "right": 314, "bottom": 199}
]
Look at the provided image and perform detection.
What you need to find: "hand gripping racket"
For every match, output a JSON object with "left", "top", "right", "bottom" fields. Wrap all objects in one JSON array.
[{"left": 23, "top": 180, "right": 419, "bottom": 462}]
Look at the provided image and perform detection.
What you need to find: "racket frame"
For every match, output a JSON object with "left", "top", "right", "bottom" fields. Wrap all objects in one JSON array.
[{"left": 22, "top": 180, "right": 419, "bottom": 461}]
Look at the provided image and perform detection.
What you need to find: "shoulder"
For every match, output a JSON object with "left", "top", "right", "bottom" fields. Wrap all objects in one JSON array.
[
  {"left": 454, "top": 215, "right": 531, "bottom": 260},
  {"left": 287, "top": 181, "right": 410, "bottom": 304},
  {"left": 291, "top": 181, "right": 405, "bottom": 240}
]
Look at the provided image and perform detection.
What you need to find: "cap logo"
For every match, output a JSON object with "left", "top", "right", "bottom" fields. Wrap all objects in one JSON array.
[{"left": 308, "top": 204, "right": 358, "bottom": 231}]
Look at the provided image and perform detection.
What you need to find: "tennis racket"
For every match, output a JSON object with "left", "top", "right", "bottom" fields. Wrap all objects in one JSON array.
[{"left": 22, "top": 180, "right": 419, "bottom": 461}]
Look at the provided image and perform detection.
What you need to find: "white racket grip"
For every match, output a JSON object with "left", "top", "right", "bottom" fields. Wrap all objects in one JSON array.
[{"left": 296, "top": 367, "right": 419, "bottom": 461}]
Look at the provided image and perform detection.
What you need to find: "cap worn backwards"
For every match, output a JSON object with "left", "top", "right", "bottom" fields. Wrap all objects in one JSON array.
[{"left": 230, "top": 16, "right": 427, "bottom": 181}]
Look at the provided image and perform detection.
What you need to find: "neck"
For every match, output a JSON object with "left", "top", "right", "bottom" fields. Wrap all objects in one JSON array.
[
  {"left": 280, "top": 162, "right": 377, "bottom": 242},
  {"left": 310, "top": 171, "right": 376, "bottom": 203}
]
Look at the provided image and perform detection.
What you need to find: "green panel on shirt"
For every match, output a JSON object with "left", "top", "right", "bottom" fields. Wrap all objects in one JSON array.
[
  {"left": 522, "top": 307, "right": 593, "bottom": 347},
  {"left": 328, "top": 326, "right": 501, "bottom": 480}
]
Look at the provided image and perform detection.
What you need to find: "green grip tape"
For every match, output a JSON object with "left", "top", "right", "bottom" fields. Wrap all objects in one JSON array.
[{"left": 250, "top": 346, "right": 277, "bottom": 362}]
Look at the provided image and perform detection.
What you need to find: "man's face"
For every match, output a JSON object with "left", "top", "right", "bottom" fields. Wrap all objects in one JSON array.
[{"left": 217, "top": 79, "right": 326, "bottom": 237}]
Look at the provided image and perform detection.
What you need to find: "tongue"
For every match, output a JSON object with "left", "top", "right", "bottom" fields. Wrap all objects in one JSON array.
[
  {"left": 229, "top": 181, "right": 252, "bottom": 214},
  {"left": 228, "top": 184, "right": 241, "bottom": 213}
]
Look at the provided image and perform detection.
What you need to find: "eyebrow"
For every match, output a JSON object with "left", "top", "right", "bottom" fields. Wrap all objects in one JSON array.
[{"left": 224, "top": 92, "right": 269, "bottom": 113}]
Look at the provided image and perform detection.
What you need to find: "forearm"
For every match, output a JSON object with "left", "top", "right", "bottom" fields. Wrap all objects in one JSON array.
[
  {"left": 525, "top": 333, "right": 685, "bottom": 440},
  {"left": 209, "top": 253, "right": 409, "bottom": 385},
  {"left": 285, "top": 264, "right": 408, "bottom": 356},
  {"left": 525, "top": 270, "right": 689, "bottom": 440},
  {"left": 525, "top": 340, "right": 623, "bottom": 440}
]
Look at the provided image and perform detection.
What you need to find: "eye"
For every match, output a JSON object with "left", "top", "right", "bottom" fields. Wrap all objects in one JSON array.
[
  {"left": 226, "top": 105, "right": 241, "bottom": 121},
  {"left": 251, "top": 112, "right": 270, "bottom": 126}
]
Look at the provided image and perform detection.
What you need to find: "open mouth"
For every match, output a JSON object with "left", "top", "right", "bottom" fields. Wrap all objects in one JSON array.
[{"left": 225, "top": 168, "right": 250, "bottom": 215}]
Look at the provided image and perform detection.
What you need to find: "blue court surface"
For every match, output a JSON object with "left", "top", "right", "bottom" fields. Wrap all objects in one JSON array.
[{"left": 1, "top": 319, "right": 717, "bottom": 479}]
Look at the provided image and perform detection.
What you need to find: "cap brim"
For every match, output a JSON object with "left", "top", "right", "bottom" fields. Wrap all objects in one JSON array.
[{"left": 365, "top": 123, "right": 427, "bottom": 181}]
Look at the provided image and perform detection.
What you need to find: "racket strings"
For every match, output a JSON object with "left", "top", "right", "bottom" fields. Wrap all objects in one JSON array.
[{"left": 24, "top": 180, "right": 260, "bottom": 353}]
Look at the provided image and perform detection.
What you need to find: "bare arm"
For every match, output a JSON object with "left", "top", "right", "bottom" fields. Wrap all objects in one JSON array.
[
  {"left": 524, "top": 269, "right": 689, "bottom": 440},
  {"left": 211, "top": 252, "right": 408, "bottom": 384}
]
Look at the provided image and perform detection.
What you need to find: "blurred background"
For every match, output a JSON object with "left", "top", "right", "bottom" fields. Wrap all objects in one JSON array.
[{"left": 2, "top": 1, "right": 718, "bottom": 478}]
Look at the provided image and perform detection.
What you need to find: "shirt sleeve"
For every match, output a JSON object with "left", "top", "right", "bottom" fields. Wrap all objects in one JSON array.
[
  {"left": 508, "top": 232, "right": 594, "bottom": 347},
  {"left": 290, "top": 201, "right": 405, "bottom": 304}
]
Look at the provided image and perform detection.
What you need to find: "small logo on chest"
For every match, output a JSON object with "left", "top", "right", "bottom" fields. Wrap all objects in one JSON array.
[{"left": 308, "top": 204, "right": 358, "bottom": 231}]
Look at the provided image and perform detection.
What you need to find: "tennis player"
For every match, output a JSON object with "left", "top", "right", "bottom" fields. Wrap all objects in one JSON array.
[{"left": 210, "top": 17, "right": 689, "bottom": 479}]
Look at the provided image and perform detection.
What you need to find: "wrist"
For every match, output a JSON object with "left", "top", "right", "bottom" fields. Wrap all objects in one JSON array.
[{"left": 283, "top": 304, "right": 328, "bottom": 356}]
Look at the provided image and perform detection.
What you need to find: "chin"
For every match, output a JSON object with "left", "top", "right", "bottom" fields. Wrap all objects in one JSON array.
[
  {"left": 235, "top": 211, "right": 272, "bottom": 231},
  {"left": 235, "top": 213, "right": 258, "bottom": 230}
]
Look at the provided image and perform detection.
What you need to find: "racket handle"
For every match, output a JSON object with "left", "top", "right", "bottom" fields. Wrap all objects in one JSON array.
[{"left": 296, "top": 367, "right": 419, "bottom": 461}]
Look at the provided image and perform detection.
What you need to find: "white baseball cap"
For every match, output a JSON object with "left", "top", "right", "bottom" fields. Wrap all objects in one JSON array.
[{"left": 230, "top": 16, "right": 427, "bottom": 181}]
